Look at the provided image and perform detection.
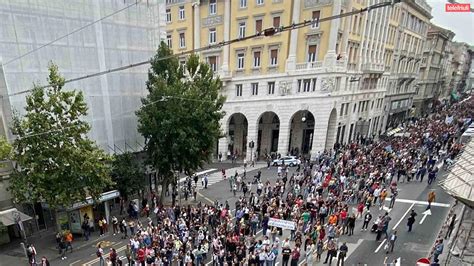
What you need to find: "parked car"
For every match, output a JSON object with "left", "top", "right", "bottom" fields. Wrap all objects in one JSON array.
[{"left": 272, "top": 156, "right": 301, "bottom": 167}]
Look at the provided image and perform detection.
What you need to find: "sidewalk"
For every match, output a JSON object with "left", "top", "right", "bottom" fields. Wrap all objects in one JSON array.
[
  {"left": 0, "top": 161, "right": 255, "bottom": 265},
  {"left": 0, "top": 204, "right": 154, "bottom": 265},
  {"left": 440, "top": 204, "right": 474, "bottom": 265}
]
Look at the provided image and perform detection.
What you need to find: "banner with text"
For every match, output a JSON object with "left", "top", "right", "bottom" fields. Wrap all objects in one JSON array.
[{"left": 268, "top": 218, "right": 296, "bottom": 230}]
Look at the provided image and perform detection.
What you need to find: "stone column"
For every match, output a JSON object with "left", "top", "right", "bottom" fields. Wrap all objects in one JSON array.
[
  {"left": 218, "top": 137, "right": 229, "bottom": 160},
  {"left": 311, "top": 120, "right": 328, "bottom": 154},
  {"left": 277, "top": 121, "right": 290, "bottom": 157},
  {"left": 193, "top": 1, "right": 201, "bottom": 51},
  {"left": 221, "top": 0, "right": 231, "bottom": 76},
  {"left": 246, "top": 121, "right": 258, "bottom": 162},
  {"left": 285, "top": 0, "right": 301, "bottom": 72},
  {"left": 324, "top": 0, "right": 342, "bottom": 68}
]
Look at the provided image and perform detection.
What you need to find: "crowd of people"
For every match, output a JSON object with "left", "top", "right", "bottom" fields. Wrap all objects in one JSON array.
[{"left": 91, "top": 98, "right": 473, "bottom": 266}]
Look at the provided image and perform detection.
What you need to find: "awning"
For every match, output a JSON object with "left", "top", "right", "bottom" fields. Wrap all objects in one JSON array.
[
  {"left": 67, "top": 190, "right": 120, "bottom": 211},
  {"left": 0, "top": 208, "right": 32, "bottom": 226},
  {"left": 387, "top": 127, "right": 403, "bottom": 137},
  {"left": 439, "top": 140, "right": 474, "bottom": 208}
]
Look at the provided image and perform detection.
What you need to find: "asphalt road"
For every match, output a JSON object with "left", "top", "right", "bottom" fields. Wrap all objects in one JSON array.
[{"left": 74, "top": 163, "right": 453, "bottom": 266}]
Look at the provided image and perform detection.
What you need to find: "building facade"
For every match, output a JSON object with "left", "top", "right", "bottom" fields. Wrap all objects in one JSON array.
[
  {"left": 413, "top": 24, "right": 454, "bottom": 116},
  {"left": 0, "top": 0, "right": 166, "bottom": 152},
  {"left": 166, "top": 0, "right": 432, "bottom": 160},
  {"left": 450, "top": 42, "right": 473, "bottom": 96},
  {"left": 0, "top": 0, "right": 166, "bottom": 239},
  {"left": 382, "top": 0, "right": 432, "bottom": 128}
]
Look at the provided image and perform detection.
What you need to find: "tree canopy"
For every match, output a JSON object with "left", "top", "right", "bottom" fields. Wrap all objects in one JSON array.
[
  {"left": 9, "top": 63, "right": 113, "bottom": 209},
  {"left": 136, "top": 43, "right": 225, "bottom": 201},
  {"left": 111, "top": 152, "right": 145, "bottom": 199},
  {"left": 0, "top": 135, "right": 11, "bottom": 161}
]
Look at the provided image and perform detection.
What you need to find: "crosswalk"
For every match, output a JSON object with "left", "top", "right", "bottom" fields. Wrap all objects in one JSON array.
[
  {"left": 80, "top": 164, "right": 268, "bottom": 265},
  {"left": 178, "top": 163, "right": 267, "bottom": 191}
]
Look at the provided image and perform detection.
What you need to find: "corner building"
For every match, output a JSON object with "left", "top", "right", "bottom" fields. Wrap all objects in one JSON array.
[{"left": 165, "top": 0, "right": 432, "bottom": 160}]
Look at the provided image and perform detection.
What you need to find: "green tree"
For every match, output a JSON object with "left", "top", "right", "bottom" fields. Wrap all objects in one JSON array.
[
  {"left": 0, "top": 135, "right": 12, "bottom": 162},
  {"left": 111, "top": 152, "right": 146, "bottom": 200},
  {"left": 9, "top": 63, "right": 113, "bottom": 214},
  {"left": 136, "top": 43, "right": 225, "bottom": 202}
]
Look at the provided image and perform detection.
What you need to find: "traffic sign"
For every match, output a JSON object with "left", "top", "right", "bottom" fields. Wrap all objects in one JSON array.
[{"left": 416, "top": 257, "right": 430, "bottom": 265}]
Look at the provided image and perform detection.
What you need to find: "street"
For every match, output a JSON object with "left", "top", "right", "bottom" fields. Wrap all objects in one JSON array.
[{"left": 66, "top": 161, "right": 454, "bottom": 266}]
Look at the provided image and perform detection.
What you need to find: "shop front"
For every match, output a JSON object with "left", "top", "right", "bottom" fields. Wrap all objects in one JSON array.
[{"left": 57, "top": 190, "right": 120, "bottom": 234}]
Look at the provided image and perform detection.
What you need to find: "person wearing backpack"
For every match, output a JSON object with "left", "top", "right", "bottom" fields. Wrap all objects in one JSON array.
[
  {"left": 290, "top": 246, "right": 300, "bottom": 266},
  {"left": 96, "top": 244, "right": 104, "bottom": 266},
  {"left": 26, "top": 244, "right": 37, "bottom": 265}
]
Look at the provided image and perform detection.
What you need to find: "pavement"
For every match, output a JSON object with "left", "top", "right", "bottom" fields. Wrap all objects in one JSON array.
[
  {"left": 0, "top": 161, "right": 251, "bottom": 266},
  {"left": 0, "top": 160, "right": 455, "bottom": 266},
  {"left": 441, "top": 204, "right": 474, "bottom": 265}
]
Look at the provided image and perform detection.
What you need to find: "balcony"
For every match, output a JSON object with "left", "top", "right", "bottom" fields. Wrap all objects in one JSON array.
[
  {"left": 408, "top": 52, "right": 415, "bottom": 58},
  {"left": 362, "top": 63, "right": 384, "bottom": 73},
  {"left": 398, "top": 72, "right": 417, "bottom": 80},
  {"left": 399, "top": 50, "right": 408, "bottom": 57},
  {"left": 296, "top": 61, "right": 323, "bottom": 70},
  {"left": 336, "top": 60, "right": 346, "bottom": 68}
]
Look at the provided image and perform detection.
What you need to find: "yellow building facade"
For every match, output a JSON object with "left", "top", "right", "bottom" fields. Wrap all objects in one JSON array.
[{"left": 165, "top": 0, "right": 432, "bottom": 160}]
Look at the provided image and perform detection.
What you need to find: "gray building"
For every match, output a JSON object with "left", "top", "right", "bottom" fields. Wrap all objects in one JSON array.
[
  {"left": 0, "top": 0, "right": 166, "bottom": 152},
  {"left": 0, "top": 0, "right": 166, "bottom": 240},
  {"left": 413, "top": 24, "right": 454, "bottom": 116}
]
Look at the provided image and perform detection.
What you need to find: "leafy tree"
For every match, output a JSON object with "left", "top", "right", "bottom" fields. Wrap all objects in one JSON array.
[
  {"left": 136, "top": 43, "right": 225, "bottom": 202},
  {"left": 111, "top": 152, "right": 146, "bottom": 200},
  {"left": 0, "top": 136, "right": 11, "bottom": 161},
  {"left": 9, "top": 63, "right": 113, "bottom": 215}
]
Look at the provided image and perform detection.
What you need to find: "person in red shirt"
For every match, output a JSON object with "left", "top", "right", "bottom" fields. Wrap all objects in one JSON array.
[
  {"left": 357, "top": 202, "right": 365, "bottom": 219},
  {"left": 137, "top": 247, "right": 146, "bottom": 265},
  {"left": 109, "top": 248, "right": 117, "bottom": 266}
]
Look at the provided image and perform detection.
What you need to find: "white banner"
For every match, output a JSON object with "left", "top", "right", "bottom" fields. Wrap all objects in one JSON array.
[{"left": 268, "top": 218, "right": 296, "bottom": 230}]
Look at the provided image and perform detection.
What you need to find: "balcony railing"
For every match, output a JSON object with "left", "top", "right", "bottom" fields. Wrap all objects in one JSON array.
[
  {"left": 362, "top": 63, "right": 384, "bottom": 73},
  {"left": 295, "top": 61, "right": 323, "bottom": 70},
  {"left": 336, "top": 60, "right": 346, "bottom": 68}
]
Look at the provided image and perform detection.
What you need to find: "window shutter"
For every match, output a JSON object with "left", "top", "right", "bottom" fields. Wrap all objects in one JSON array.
[
  {"left": 273, "top": 16, "right": 280, "bottom": 28},
  {"left": 256, "top": 19, "right": 263, "bottom": 33},
  {"left": 271, "top": 49, "right": 278, "bottom": 59}
]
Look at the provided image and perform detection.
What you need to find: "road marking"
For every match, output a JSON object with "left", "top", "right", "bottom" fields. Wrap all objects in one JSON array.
[
  {"left": 69, "top": 259, "right": 81, "bottom": 266},
  {"left": 113, "top": 241, "right": 123, "bottom": 246},
  {"left": 83, "top": 245, "right": 127, "bottom": 265},
  {"left": 385, "top": 198, "right": 450, "bottom": 208},
  {"left": 375, "top": 239, "right": 387, "bottom": 253},
  {"left": 178, "top": 169, "right": 217, "bottom": 183},
  {"left": 393, "top": 202, "right": 415, "bottom": 230},
  {"left": 419, "top": 209, "right": 432, "bottom": 224}
]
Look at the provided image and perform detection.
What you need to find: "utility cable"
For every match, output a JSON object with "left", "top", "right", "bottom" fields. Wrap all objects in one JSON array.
[
  {"left": 7, "top": 1, "right": 396, "bottom": 98},
  {"left": 8, "top": 1, "right": 398, "bottom": 140},
  {"left": 4, "top": 0, "right": 141, "bottom": 66}
]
